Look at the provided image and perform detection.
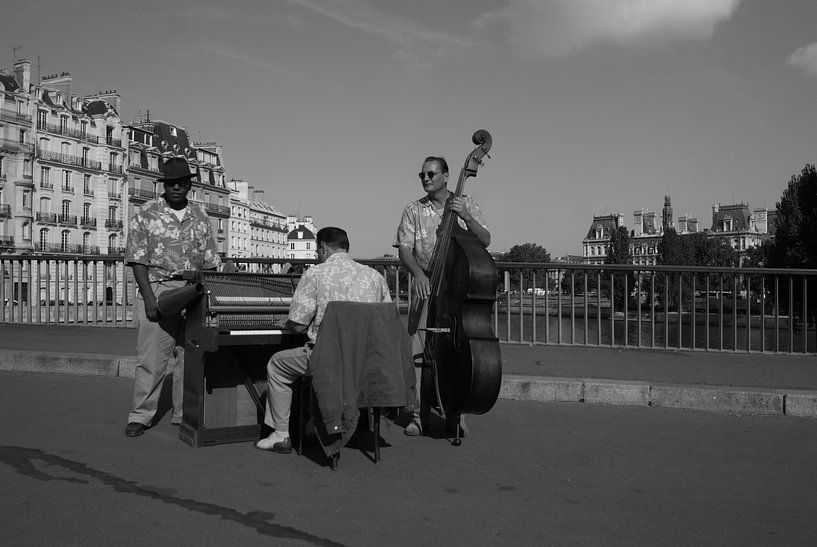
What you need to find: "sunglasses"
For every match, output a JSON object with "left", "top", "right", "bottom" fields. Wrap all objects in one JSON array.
[{"left": 418, "top": 171, "right": 442, "bottom": 180}]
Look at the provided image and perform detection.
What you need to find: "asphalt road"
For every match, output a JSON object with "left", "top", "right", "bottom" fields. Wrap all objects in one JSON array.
[{"left": 1, "top": 371, "right": 816, "bottom": 546}]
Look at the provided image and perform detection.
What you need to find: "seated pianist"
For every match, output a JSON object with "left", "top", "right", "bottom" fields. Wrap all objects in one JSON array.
[{"left": 255, "top": 226, "right": 392, "bottom": 454}]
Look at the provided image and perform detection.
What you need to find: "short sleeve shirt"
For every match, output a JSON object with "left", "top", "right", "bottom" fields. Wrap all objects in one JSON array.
[
  {"left": 393, "top": 195, "right": 487, "bottom": 271},
  {"left": 288, "top": 252, "right": 392, "bottom": 344},
  {"left": 125, "top": 196, "right": 221, "bottom": 282}
]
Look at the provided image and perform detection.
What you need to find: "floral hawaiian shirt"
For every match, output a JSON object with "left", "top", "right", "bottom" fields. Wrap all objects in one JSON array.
[
  {"left": 125, "top": 196, "right": 221, "bottom": 282},
  {"left": 393, "top": 195, "right": 488, "bottom": 271},
  {"left": 289, "top": 252, "right": 391, "bottom": 344}
]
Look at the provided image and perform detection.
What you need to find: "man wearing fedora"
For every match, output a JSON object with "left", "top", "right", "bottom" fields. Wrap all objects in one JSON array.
[{"left": 123, "top": 157, "right": 220, "bottom": 437}]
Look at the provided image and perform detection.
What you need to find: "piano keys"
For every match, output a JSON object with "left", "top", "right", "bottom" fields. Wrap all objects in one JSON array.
[{"left": 179, "top": 270, "right": 308, "bottom": 447}]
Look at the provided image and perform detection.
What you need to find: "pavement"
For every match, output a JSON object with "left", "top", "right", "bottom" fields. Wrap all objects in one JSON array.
[{"left": 1, "top": 323, "right": 816, "bottom": 419}]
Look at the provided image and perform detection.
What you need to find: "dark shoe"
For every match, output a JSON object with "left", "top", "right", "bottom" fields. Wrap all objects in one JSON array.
[
  {"left": 125, "top": 422, "right": 148, "bottom": 437},
  {"left": 255, "top": 432, "right": 292, "bottom": 454}
]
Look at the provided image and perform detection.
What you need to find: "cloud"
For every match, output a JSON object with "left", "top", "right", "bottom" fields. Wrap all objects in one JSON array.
[
  {"left": 787, "top": 43, "right": 817, "bottom": 77},
  {"left": 475, "top": 0, "right": 742, "bottom": 58},
  {"left": 200, "top": 46, "right": 302, "bottom": 79},
  {"left": 283, "top": 0, "right": 476, "bottom": 64}
]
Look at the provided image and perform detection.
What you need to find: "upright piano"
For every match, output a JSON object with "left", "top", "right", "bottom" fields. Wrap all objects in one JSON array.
[{"left": 179, "top": 270, "right": 308, "bottom": 447}]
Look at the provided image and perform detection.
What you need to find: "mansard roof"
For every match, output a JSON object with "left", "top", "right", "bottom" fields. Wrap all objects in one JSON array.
[
  {"left": 584, "top": 215, "right": 620, "bottom": 241},
  {"left": 85, "top": 100, "right": 109, "bottom": 116},
  {"left": 287, "top": 225, "right": 315, "bottom": 240},
  {"left": 0, "top": 72, "right": 20, "bottom": 93},
  {"left": 710, "top": 203, "right": 751, "bottom": 232}
]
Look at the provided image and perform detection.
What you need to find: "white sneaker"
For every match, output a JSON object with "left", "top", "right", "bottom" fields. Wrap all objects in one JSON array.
[{"left": 255, "top": 431, "right": 292, "bottom": 453}]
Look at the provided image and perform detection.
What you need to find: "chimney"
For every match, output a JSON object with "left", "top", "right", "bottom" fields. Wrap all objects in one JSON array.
[
  {"left": 13, "top": 59, "right": 31, "bottom": 91},
  {"left": 89, "top": 90, "right": 121, "bottom": 113},
  {"left": 632, "top": 209, "right": 644, "bottom": 236},
  {"left": 254, "top": 189, "right": 265, "bottom": 202},
  {"left": 247, "top": 185, "right": 255, "bottom": 201}
]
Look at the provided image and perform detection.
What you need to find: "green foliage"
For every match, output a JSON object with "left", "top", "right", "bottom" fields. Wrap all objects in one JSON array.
[
  {"left": 767, "top": 164, "right": 817, "bottom": 326},
  {"left": 603, "top": 226, "right": 633, "bottom": 308},
  {"left": 499, "top": 243, "right": 551, "bottom": 291},
  {"left": 605, "top": 226, "right": 631, "bottom": 265},
  {"left": 501, "top": 243, "right": 551, "bottom": 264},
  {"left": 768, "top": 164, "right": 817, "bottom": 269}
]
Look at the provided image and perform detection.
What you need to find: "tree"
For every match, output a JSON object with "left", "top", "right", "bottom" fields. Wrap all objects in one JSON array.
[
  {"left": 498, "top": 243, "right": 551, "bottom": 292},
  {"left": 767, "top": 164, "right": 817, "bottom": 325},
  {"left": 768, "top": 164, "right": 817, "bottom": 270},
  {"left": 604, "top": 226, "right": 633, "bottom": 308}
]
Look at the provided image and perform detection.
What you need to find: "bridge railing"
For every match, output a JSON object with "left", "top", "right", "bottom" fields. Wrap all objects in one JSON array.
[{"left": 2, "top": 254, "right": 815, "bottom": 354}]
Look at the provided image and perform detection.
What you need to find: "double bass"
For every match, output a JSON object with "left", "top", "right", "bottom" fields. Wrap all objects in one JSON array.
[{"left": 420, "top": 129, "right": 502, "bottom": 445}]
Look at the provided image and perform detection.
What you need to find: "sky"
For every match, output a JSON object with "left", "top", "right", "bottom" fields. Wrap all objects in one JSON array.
[{"left": 2, "top": 0, "right": 816, "bottom": 259}]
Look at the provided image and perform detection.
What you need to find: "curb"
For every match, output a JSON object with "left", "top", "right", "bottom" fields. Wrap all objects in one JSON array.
[
  {"left": 500, "top": 375, "right": 817, "bottom": 419},
  {"left": 3, "top": 350, "right": 817, "bottom": 419}
]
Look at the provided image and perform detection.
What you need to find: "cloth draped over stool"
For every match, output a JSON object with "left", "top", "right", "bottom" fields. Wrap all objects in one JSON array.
[{"left": 307, "top": 301, "right": 416, "bottom": 457}]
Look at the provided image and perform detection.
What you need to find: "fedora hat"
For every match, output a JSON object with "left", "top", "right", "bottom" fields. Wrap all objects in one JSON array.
[{"left": 157, "top": 157, "right": 196, "bottom": 183}]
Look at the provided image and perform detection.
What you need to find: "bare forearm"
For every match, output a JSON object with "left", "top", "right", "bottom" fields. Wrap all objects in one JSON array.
[{"left": 132, "top": 264, "right": 154, "bottom": 301}]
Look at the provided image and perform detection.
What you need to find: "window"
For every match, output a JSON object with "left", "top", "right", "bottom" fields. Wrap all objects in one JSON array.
[
  {"left": 61, "top": 230, "right": 70, "bottom": 252},
  {"left": 80, "top": 121, "right": 87, "bottom": 137},
  {"left": 108, "top": 206, "right": 117, "bottom": 221},
  {"left": 39, "top": 228, "right": 49, "bottom": 249},
  {"left": 40, "top": 167, "right": 50, "bottom": 185},
  {"left": 22, "top": 191, "right": 29, "bottom": 209},
  {"left": 108, "top": 234, "right": 117, "bottom": 251},
  {"left": 62, "top": 200, "right": 71, "bottom": 217},
  {"left": 19, "top": 129, "right": 26, "bottom": 144},
  {"left": 40, "top": 197, "right": 50, "bottom": 213},
  {"left": 22, "top": 222, "right": 31, "bottom": 241},
  {"left": 83, "top": 232, "right": 91, "bottom": 250},
  {"left": 83, "top": 174, "right": 91, "bottom": 195},
  {"left": 81, "top": 148, "right": 89, "bottom": 167},
  {"left": 290, "top": 243, "right": 295, "bottom": 250},
  {"left": 62, "top": 170, "right": 71, "bottom": 190},
  {"left": 60, "top": 117, "right": 68, "bottom": 134},
  {"left": 37, "top": 111, "right": 47, "bottom": 130},
  {"left": 83, "top": 203, "right": 91, "bottom": 220}
]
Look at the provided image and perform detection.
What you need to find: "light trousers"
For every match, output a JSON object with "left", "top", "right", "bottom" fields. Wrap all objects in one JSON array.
[
  {"left": 264, "top": 345, "right": 313, "bottom": 433},
  {"left": 128, "top": 280, "right": 185, "bottom": 426}
]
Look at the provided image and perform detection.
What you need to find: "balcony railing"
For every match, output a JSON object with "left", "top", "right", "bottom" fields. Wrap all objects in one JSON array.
[
  {"left": 80, "top": 245, "right": 100, "bottom": 255},
  {"left": 128, "top": 188, "right": 158, "bottom": 201},
  {"left": 106, "top": 136, "right": 122, "bottom": 148},
  {"left": 1, "top": 109, "right": 32, "bottom": 123},
  {"left": 83, "top": 188, "right": 94, "bottom": 197},
  {"left": 104, "top": 219, "right": 123, "bottom": 229},
  {"left": 37, "top": 122, "right": 99, "bottom": 143},
  {"left": 0, "top": 235, "right": 14, "bottom": 246},
  {"left": 58, "top": 214, "right": 77, "bottom": 226},
  {"left": 108, "top": 191, "right": 121, "bottom": 200},
  {"left": 39, "top": 181, "right": 54, "bottom": 190},
  {"left": 205, "top": 203, "right": 230, "bottom": 216},
  {"left": 36, "top": 150, "right": 102, "bottom": 171},
  {"left": 106, "top": 245, "right": 125, "bottom": 255},
  {"left": 80, "top": 217, "right": 97, "bottom": 227},
  {"left": 35, "top": 212, "right": 57, "bottom": 224},
  {"left": 61, "top": 184, "right": 75, "bottom": 194},
  {"left": 0, "top": 137, "right": 34, "bottom": 154},
  {"left": 107, "top": 164, "right": 123, "bottom": 174},
  {"left": 0, "top": 204, "right": 10, "bottom": 217}
]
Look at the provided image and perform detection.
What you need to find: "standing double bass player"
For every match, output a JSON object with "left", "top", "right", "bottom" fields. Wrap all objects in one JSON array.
[{"left": 393, "top": 154, "right": 491, "bottom": 438}]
